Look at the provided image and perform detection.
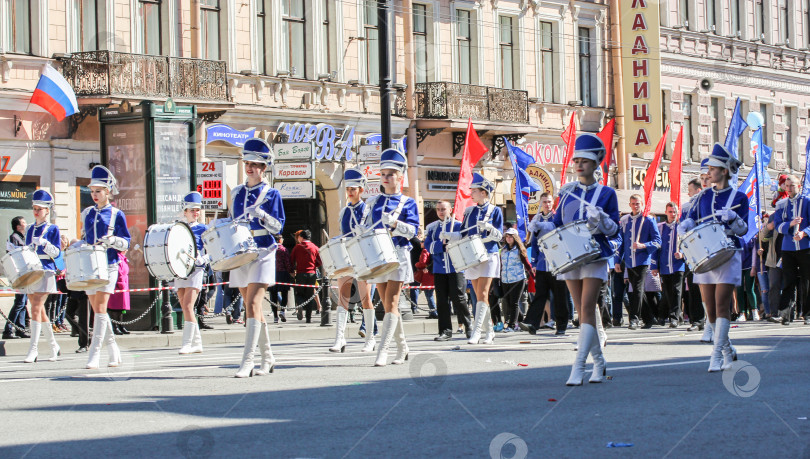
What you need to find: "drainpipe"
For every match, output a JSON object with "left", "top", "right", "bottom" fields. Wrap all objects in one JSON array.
[{"left": 610, "top": 0, "right": 628, "bottom": 189}]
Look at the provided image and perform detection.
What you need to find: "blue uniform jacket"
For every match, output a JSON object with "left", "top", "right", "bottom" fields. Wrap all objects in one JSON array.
[
  {"left": 230, "top": 182, "right": 285, "bottom": 249},
  {"left": 528, "top": 212, "right": 554, "bottom": 271},
  {"left": 339, "top": 201, "right": 367, "bottom": 236},
  {"left": 651, "top": 221, "right": 685, "bottom": 274},
  {"left": 424, "top": 218, "right": 462, "bottom": 274},
  {"left": 461, "top": 203, "right": 504, "bottom": 253},
  {"left": 188, "top": 221, "right": 208, "bottom": 267},
  {"left": 619, "top": 214, "right": 661, "bottom": 268},
  {"left": 25, "top": 222, "right": 63, "bottom": 271},
  {"left": 82, "top": 204, "right": 131, "bottom": 265},
  {"left": 364, "top": 193, "right": 420, "bottom": 249},
  {"left": 685, "top": 186, "right": 749, "bottom": 250},
  {"left": 773, "top": 195, "right": 810, "bottom": 252},
  {"left": 553, "top": 182, "right": 620, "bottom": 261}
]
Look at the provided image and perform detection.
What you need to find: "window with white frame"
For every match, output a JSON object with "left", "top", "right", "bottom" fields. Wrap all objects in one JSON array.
[
  {"left": 72, "top": 0, "right": 98, "bottom": 52},
  {"left": 678, "top": 0, "right": 688, "bottom": 27},
  {"left": 578, "top": 27, "right": 592, "bottom": 107},
  {"left": 499, "top": 16, "right": 517, "bottom": 89},
  {"left": 785, "top": 106, "right": 794, "bottom": 168},
  {"left": 684, "top": 94, "right": 696, "bottom": 161},
  {"left": 705, "top": 0, "right": 715, "bottom": 31},
  {"left": 364, "top": 1, "right": 379, "bottom": 84},
  {"left": 282, "top": 0, "right": 306, "bottom": 77},
  {"left": 201, "top": 0, "right": 220, "bottom": 60},
  {"left": 778, "top": 0, "right": 789, "bottom": 45},
  {"left": 710, "top": 97, "right": 720, "bottom": 145},
  {"left": 759, "top": 103, "right": 770, "bottom": 164},
  {"left": 4, "top": 0, "right": 31, "bottom": 54},
  {"left": 539, "top": 21, "right": 554, "bottom": 102},
  {"left": 729, "top": 0, "right": 741, "bottom": 37},
  {"left": 321, "top": 0, "right": 331, "bottom": 75},
  {"left": 257, "top": 0, "right": 268, "bottom": 74},
  {"left": 139, "top": 0, "right": 161, "bottom": 55},
  {"left": 755, "top": 0, "right": 765, "bottom": 40},
  {"left": 413, "top": 3, "right": 428, "bottom": 83},
  {"left": 456, "top": 8, "right": 472, "bottom": 85}
]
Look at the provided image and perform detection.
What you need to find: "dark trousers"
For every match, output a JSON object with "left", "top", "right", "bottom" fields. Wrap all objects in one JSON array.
[
  {"left": 501, "top": 279, "right": 526, "bottom": 327},
  {"left": 526, "top": 271, "right": 563, "bottom": 328},
  {"left": 660, "top": 272, "right": 685, "bottom": 322},
  {"left": 626, "top": 265, "right": 648, "bottom": 322},
  {"left": 4, "top": 293, "right": 27, "bottom": 336},
  {"left": 685, "top": 269, "right": 704, "bottom": 324},
  {"left": 434, "top": 272, "right": 470, "bottom": 334},
  {"left": 269, "top": 271, "right": 291, "bottom": 317},
  {"left": 779, "top": 249, "right": 810, "bottom": 316},
  {"left": 611, "top": 269, "right": 625, "bottom": 323},
  {"left": 65, "top": 292, "right": 92, "bottom": 348},
  {"left": 295, "top": 272, "right": 318, "bottom": 320}
]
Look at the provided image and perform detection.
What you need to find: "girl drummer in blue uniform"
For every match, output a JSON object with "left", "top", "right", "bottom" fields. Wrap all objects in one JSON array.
[
  {"left": 679, "top": 144, "right": 748, "bottom": 372},
  {"left": 357, "top": 149, "right": 419, "bottom": 367},
  {"left": 442, "top": 173, "right": 503, "bottom": 345},
  {"left": 22, "top": 190, "right": 64, "bottom": 363},
  {"left": 175, "top": 191, "right": 209, "bottom": 355},
  {"left": 230, "top": 138, "right": 286, "bottom": 378},
  {"left": 82, "top": 165, "right": 131, "bottom": 370},
  {"left": 329, "top": 167, "right": 376, "bottom": 354},
  {"left": 536, "top": 134, "right": 619, "bottom": 385}
]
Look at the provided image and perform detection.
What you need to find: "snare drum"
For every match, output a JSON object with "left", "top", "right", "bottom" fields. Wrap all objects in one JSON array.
[
  {"left": 143, "top": 222, "right": 197, "bottom": 281},
  {"left": 1, "top": 246, "right": 45, "bottom": 288},
  {"left": 678, "top": 222, "right": 736, "bottom": 274},
  {"left": 346, "top": 229, "right": 399, "bottom": 281},
  {"left": 446, "top": 235, "right": 488, "bottom": 271},
  {"left": 319, "top": 237, "right": 354, "bottom": 279},
  {"left": 538, "top": 221, "right": 600, "bottom": 276},
  {"left": 202, "top": 219, "right": 258, "bottom": 272},
  {"left": 64, "top": 244, "right": 111, "bottom": 291}
]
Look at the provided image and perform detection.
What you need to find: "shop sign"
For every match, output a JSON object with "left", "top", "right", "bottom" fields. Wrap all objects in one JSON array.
[
  {"left": 521, "top": 141, "right": 566, "bottom": 166},
  {"left": 510, "top": 165, "right": 555, "bottom": 215},
  {"left": 630, "top": 166, "right": 671, "bottom": 191},
  {"left": 358, "top": 145, "right": 382, "bottom": 162},
  {"left": 428, "top": 183, "right": 457, "bottom": 191},
  {"left": 196, "top": 161, "right": 225, "bottom": 210},
  {"left": 275, "top": 142, "right": 314, "bottom": 161},
  {"left": 272, "top": 162, "right": 315, "bottom": 180},
  {"left": 426, "top": 170, "right": 459, "bottom": 182},
  {"left": 277, "top": 122, "right": 355, "bottom": 161},
  {"left": 361, "top": 182, "right": 381, "bottom": 199},
  {"left": 359, "top": 163, "right": 381, "bottom": 180},
  {"left": 274, "top": 181, "right": 315, "bottom": 199},
  {"left": 0, "top": 182, "right": 35, "bottom": 209},
  {"left": 206, "top": 124, "right": 255, "bottom": 147}
]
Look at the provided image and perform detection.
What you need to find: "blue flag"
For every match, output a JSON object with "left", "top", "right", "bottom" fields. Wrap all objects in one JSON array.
[
  {"left": 738, "top": 167, "right": 759, "bottom": 245},
  {"left": 752, "top": 128, "right": 773, "bottom": 191},
  {"left": 804, "top": 137, "right": 810, "bottom": 199},
  {"left": 724, "top": 98, "right": 748, "bottom": 160},
  {"left": 506, "top": 141, "right": 540, "bottom": 239}
]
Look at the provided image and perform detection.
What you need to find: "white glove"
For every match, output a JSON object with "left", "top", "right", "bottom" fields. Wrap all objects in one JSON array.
[
  {"left": 528, "top": 218, "right": 543, "bottom": 233},
  {"left": 381, "top": 212, "right": 397, "bottom": 227},
  {"left": 586, "top": 206, "right": 602, "bottom": 227},
  {"left": 41, "top": 239, "right": 59, "bottom": 258},
  {"left": 195, "top": 254, "right": 211, "bottom": 266},
  {"left": 98, "top": 236, "right": 129, "bottom": 251},
  {"left": 677, "top": 218, "right": 696, "bottom": 234},
  {"left": 717, "top": 208, "right": 737, "bottom": 223},
  {"left": 477, "top": 220, "right": 495, "bottom": 233},
  {"left": 246, "top": 206, "right": 269, "bottom": 222},
  {"left": 391, "top": 221, "right": 416, "bottom": 239},
  {"left": 442, "top": 232, "right": 462, "bottom": 243},
  {"left": 353, "top": 223, "right": 367, "bottom": 236},
  {"left": 33, "top": 236, "right": 47, "bottom": 247}
]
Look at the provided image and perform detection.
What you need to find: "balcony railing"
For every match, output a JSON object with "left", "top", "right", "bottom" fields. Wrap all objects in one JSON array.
[
  {"left": 415, "top": 82, "right": 529, "bottom": 124},
  {"left": 60, "top": 51, "right": 230, "bottom": 103}
]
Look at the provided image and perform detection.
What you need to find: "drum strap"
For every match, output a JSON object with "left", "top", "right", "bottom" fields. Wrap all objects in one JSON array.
[{"left": 363, "top": 195, "right": 407, "bottom": 227}]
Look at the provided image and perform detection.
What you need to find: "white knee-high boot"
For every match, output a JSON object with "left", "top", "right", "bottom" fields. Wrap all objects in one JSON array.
[
  {"left": 707, "top": 319, "right": 725, "bottom": 372},
  {"left": 566, "top": 324, "right": 596, "bottom": 386},
  {"left": 588, "top": 324, "right": 606, "bottom": 383},
  {"left": 106, "top": 315, "right": 121, "bottom": 367},
  {"left": 391, "top": 313, "right": 409, "bottom": 364},
  {"left": 360, "top": 309, "right": 377, "bottom": 352},
  {"left": 235, "top": 318, "right": 261, "bottom": 378},
  {"left": 24, "top": 321, "right": 41, "bottom": 363},
  {"left": 374, "top": 313, "right": 398, "bottom": 366},
  {"left": 330, "top": 307, "right": 348, "bottom": 353},
  {"left": 715, "top": 318, "right": 733, "bottom": 370},
  {"left": 468, "top": 301, "right": 488, "bottom": 344},
  {"left": 190, "top": 322, "right": 203, "bottom": 353},
  {"left": 481, "top": 306, "right": 495, "bottom": 344},
  {"left": 254, "top": 321, "right": 275, "bottom": 375},
  {"left": 86, "top": 314, "right": 108, "bottom": 369},
  {"left": 595, "top": 307, "right": 607, "bottom": 349},
  {"left": 179, "top": 322, "right": 196, "bottom": 354},
  {"left": 42, "top": 320, "right": 60, "bottom": 361}
]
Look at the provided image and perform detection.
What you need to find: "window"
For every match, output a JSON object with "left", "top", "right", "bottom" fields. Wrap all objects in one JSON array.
[
  {"left": 413, "top": 3, "right": 428, "bottom": 83},
  {"left": 759, "top": 103, "right": 770, "bottom": 165},
  {"left": 785, "top": 107, "right": 794, "bottom": 168},
  {"left": 539, "top": 21, "right": 554, "bottom": 102},
  {"left": 4, "top": 0, "right": 30, "bottom": 54},
  {"left": 257, "top": 0, "right": 267, "bottom": 74},
  {"left": 755, "top": 0, "right": 765, "bottom": 40},
  {"left": 499, "top": 16, "right": 515, "bottom": 89},
  {"left": 139, "top": 0, "right": 161, "bottom": 55},
  {"left": 364, "top": 1, "right": 379, "bottom": 84},
  {"left": 321, "top": 0, "right": 331, "bottom": 74},
  {"left": 456, "top": 9, "right": 472, "bottom": 84},
  {"left": 678, "top": 0, "right": 688, "bottom": 27},
  {"left": 710, "top": 98, "right": 720, "bottom": 145},
  {"left": 200, "top": 0, "right": 220, "bottom": 60},
  {"left": 807, "top": 0, "right": 810, "bottom": 48},
  {"left": 578, "top": 27, "right": 592, "bottom": 107},
  {"left": 730, "top": 0, "right": 740, "bottom": 37},
  {"left": 73, "top": 0, "right": 98, "bottom": 52},
  {"left": 778, "top": 0, "right": 789, "bottom": 44},
  {"left": 282, "top": 0, "right": 305, "bottom": 76},
  {"left": 705, "top": 0, "right": 715, "bottom": 31},
  {"left": 684, "top": 94, "right": 695, "bottom": 161}
]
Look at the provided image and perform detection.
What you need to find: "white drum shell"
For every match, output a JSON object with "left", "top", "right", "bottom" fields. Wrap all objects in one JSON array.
[
  {"left": 64, "top": 245, "right": 110, "bottom": 291},
  {"left": 1, "top": 246, "right": 45, "bottom": 288},
  {"left": 202, "top": 220, "right": 258, "bottom": 272},
  {"left": 678, "top": 222, "right": 736, "bottom": 274},
  {"left": 143, "top": 222, "right": 197, "bottom": 281},
  {"left": 319, "top": 237, "right": 354, "bottom": 279},
  {"left": 346, "top": 229, "right": 399, "bottom": 281},
  {"left": 539, "top": 221, "right": 600, "bottom": 276},
  {"left": 446, "top": 235, "right": 488, "bottom": 271}
]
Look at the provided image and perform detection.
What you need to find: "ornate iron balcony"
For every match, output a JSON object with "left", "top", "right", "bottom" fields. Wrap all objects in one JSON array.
[
  {"left": 60, "top": 51, "right": 230, "bottom": 103},
  {"left": 415, "top": 82, "right": 528, "bottom": 124}
]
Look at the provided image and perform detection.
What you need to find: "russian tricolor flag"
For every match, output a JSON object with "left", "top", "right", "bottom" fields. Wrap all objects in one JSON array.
[{"left": 30, "top": 65, "right": 78, "bottom": 121}]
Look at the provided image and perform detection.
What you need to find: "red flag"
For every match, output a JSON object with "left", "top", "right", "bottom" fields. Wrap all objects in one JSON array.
[
  {"left": 559, "top": 112, "right": 577, "bottom": 187},
  {"left": 597, "top": 119, "right": 615, "bottom": 186},
  {"left": 643, "top": 125, "right": 671, "bottom": 217},
  {"left": 453, "top": 119, "right": 489, "bottom": 221},
  {"left": 669, "top": 127, "right": 684, "bottom": 210}
]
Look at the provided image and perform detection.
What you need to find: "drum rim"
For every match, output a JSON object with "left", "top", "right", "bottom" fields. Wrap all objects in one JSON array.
[
  {"left": 144, "top": 221, "right": 197, "bottom": 279},
  {"left": 538, "top": 219, "right": 590, "bottom": 242}
]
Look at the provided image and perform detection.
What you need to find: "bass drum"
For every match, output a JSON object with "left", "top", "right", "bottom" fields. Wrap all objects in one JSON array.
[
  {"left": 143, "top": 222, "right": 197, "bottom": 281},
  {"left": 1, "top": 246, "right": 45, "bottom": 289}
]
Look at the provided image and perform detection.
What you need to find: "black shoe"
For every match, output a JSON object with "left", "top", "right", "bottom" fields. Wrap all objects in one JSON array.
[
  {"left": 572, "top": 318, "right": 580, "bottom": 328},
  {"left": 555, "top": 329, "right": 566, "bottom": 336},
  {"left": 198, "top": 319, "right": 214, "bottom": 330},
  {"left": 434, "top": 331, "right": 452, "bottom": 341},
  {"left": 113, "top": 326, "right": 123, "bottom": 335},
  {"left": 2, "top": 332, "right": 19, "bottom": 340},
  {"left": 297, "top": 309, "right": 303, "bottom": 320},
  {"left": 225, "top": 313, "right": 233, "bottom": 324},
  {"left": 75, "top": 346, "right": 88, "bottom": 353},
  {"left": 428, "top": 312, "right": 439, "bottom": 319},
  {"left": 519, "top": 322, "right": 537, "bottom": 335},
  {"left": 119, "top": 326, "right": 130, "bottom": 335},
  {"left": 465, "top": 327, "right": 472, "bottom": 339},
  {"left": 16, "top": 330, "right": 30, "bottom": 338},
  {"left": 669, "top": 321, "right": 678, "bottom": 328},
  {"left": 279, "top": 313, "right": 286, "bottom": 323},
  {"left": 628, "top": 320, "right": 638, "bottom": 330},
  {"left": 641, "top": 322, "right": 653, "bottom": 329}
]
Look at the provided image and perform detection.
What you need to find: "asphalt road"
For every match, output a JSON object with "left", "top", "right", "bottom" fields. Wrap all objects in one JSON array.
[{"left": 0, "top": 321, "right": 808, "bottom": 458}]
